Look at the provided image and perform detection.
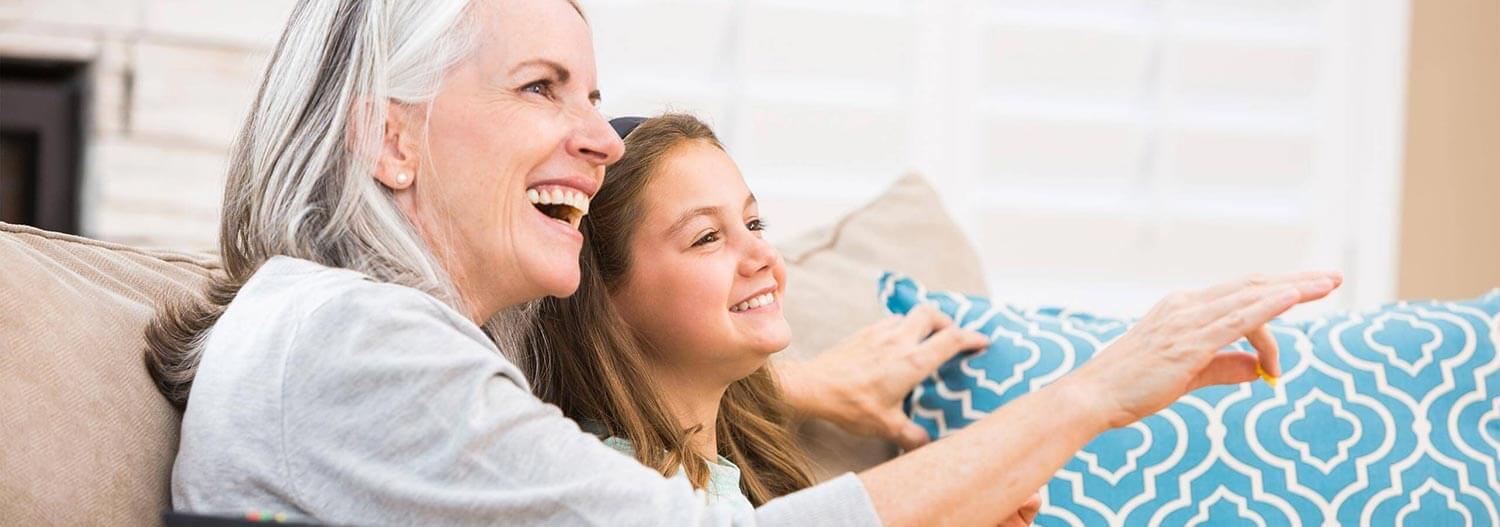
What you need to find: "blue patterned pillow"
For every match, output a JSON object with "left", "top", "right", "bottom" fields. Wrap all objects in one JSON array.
[{"left": 881, "top": 273, "right": 1500, "bottom": 526}]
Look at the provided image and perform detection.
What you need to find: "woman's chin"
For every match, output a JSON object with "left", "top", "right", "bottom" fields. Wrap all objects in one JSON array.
[
  {"left": 545, "top": 278, "right": 581, "bottom": 299},
  {"left": 527, "top": 265, "right": 581, "bottom": 300}
]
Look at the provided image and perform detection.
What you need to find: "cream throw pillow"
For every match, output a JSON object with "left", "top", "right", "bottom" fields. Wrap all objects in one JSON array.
[{"left": 775, "top": 172, "right": 989, "bottom": 480}]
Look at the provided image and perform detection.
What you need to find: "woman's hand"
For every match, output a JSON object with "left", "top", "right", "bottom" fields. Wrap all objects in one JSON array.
[
  {"left": 1072, "top": 271, "right": 1343, "bottom": 429},
  {"left": 777, "top": 305, "right": 990, "bottom": 450}
]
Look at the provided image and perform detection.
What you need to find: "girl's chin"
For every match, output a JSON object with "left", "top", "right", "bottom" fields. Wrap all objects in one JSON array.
[{"left": 746, "top": 333, "right": 792, "bottom": 356}]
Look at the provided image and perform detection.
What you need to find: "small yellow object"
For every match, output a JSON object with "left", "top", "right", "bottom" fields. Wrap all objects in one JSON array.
[{"left": 1256, "top": 364, "right": 1278, "bottom": 387}]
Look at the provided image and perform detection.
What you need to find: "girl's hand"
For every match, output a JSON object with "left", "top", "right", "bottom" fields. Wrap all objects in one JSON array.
[
  {"left": 1073, "top": 271, "right": 1343, "bottom": 429},
  {"left": 999, "top": 493, "right": 1042, "bottom": 527},
  {"left": 778, "top": 305, "right": 990, "bottom": 450}
]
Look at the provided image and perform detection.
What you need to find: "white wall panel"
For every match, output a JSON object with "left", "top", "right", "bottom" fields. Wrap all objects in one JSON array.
[{"left": 584, "top": 0, "right": 1408, "bottom": 317}]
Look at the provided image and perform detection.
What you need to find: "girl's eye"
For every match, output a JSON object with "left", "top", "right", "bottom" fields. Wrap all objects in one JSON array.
[
  {"left": 747, "top": 218, "right": 767, "bottom": 232},
  {"left": 522, "top": 80, "right": 555, "bottom": 98},
  {"left": 692, "top": 231, "right": 720, "bottom": 248}
]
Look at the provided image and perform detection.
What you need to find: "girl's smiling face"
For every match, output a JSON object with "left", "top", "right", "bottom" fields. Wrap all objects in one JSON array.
[{"left": 609, "top": 140, "right": 791, "bottom": 382}]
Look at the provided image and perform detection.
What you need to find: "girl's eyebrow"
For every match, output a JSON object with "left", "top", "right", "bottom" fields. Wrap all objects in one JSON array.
[
  {"left": 664, "top": 194, "right": 757, "bottom": 238},
  {"left": 665, "top": 206, "right": 719, "bottom": 238}
]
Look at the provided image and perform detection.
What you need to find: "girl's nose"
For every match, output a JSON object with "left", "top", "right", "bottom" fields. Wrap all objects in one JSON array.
[{"left": 737, "top": 235, "right": 778, "bottom": 277}]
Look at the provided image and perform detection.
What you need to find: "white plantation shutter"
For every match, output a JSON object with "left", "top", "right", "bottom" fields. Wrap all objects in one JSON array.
[{"left": 588, "top": 0, "right": 1408, "bottom": 317}]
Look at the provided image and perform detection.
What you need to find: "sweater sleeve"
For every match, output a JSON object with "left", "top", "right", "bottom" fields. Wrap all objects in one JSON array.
[{"left": 277, "top": 281, "right": 883, "bottom": 526}]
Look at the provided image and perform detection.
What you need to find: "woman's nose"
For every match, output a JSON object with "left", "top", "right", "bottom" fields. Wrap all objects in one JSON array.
[{"left": 568, "top": 106, "right": 624, "bottom": 166}]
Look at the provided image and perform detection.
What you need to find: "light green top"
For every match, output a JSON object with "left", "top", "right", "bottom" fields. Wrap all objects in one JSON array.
[{"left": 598, "top": 436, "right": 756, "bottom": 522}]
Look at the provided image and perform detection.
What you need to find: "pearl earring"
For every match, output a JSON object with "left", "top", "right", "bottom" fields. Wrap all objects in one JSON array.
[{"left": 395, "top": 173, "right": 411, "bottom": 186}]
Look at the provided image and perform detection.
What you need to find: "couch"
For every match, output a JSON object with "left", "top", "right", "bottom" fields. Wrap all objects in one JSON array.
[{"left": 1, "top": 173, "right": 982, "bottom": 525}]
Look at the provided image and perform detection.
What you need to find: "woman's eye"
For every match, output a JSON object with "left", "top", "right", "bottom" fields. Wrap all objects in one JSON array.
[
  {"left": 692, "top": 231, "right": 719, "bottom": 247},
  {"left": 747, "top": 218, "right": 766, "bottom": 232},
  {"left": 522, "top": 80, "right": 555, "bottom": 98}
]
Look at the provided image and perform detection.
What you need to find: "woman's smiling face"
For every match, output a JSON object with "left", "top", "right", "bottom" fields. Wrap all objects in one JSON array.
[
  {"left": 609, "top": 140, "right": 792, "bottom": 382},
  {"left": 395, "top": 0, "right": 623, "bottom": 322}
]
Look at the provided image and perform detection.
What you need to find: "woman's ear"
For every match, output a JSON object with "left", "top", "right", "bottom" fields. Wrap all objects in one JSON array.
[{"left": 375, "top": 100, "right": 422, "bottom": 191}]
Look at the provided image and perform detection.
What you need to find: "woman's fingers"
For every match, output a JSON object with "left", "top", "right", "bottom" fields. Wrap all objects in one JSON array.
[
  {"left": 1197, "top": 278, "right": 1337, "bottom": 324},
  {"left": 1185, "top": 276, "right": 1337, "bottom": 378},
  {"left": 1193, "top": 270, "right": 1343, "bottom": 302},
  {"left": 1245, "top": 324, "right": 1281, "bottom": 377},
  {"left": 1192, "top": 278, "right": 1337, "bottom": 339},
  {"left": 1188, "top": 349, "right": 1261, "bottom": 391},
  {"left": 1197, "top": 287, "right": 1303, "bottom": 354}
]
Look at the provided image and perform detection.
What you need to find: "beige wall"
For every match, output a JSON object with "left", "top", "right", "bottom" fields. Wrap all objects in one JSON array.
[{"left": 1398, "top": 0, "right": 1500, "bottom": 299}]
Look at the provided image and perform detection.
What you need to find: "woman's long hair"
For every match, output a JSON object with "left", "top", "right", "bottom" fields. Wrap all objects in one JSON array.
[
  {"left": 144, "top": 0, "right": 580, "bottom": 408},
  {"left": 521, "top": 114, "right": 815, "bottom": 505}
]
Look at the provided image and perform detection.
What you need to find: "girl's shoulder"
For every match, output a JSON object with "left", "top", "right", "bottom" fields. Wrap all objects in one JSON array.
[{"left": 595, "top": 435, "right": 753, "bottom": 514}]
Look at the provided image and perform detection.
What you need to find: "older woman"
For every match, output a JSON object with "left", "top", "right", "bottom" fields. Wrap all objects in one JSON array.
[{"left": 144, "top": 0, "right": 1341, "bottom": 525}]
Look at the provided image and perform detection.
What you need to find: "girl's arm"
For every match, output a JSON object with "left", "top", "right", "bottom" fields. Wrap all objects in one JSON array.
[{"left": 777, "top": 305, "right": 990, "bottom": 450}]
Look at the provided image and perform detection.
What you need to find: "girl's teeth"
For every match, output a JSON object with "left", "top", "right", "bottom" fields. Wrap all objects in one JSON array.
[{"left": 732, "top": 292, "right": 776, "bottom": 312}]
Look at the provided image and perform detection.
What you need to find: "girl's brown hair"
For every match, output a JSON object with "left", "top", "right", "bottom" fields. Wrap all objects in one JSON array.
[{"left": 521, "top": 113, "right": 815, "bottom": 504}]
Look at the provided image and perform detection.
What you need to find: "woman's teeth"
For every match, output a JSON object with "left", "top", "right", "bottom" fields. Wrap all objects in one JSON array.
[
  {"left": 730, "top": 292, "right": 776, "bottom": 313},
  {"left": 527, "top": 187, "right": 589, "bottom": 229}
]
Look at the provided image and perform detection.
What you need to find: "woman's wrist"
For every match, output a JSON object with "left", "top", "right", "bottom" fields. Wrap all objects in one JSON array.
[{"left": 1049, "top": 367, "right": 1123, "bottom": 434}]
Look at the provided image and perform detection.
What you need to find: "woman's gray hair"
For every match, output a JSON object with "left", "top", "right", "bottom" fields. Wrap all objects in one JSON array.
[{"left": 145, "top": 0, "right": 532, "bottom": 408}]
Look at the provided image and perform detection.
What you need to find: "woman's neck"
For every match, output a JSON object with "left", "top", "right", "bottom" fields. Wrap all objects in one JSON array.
[{"left": 652, "top": 364, "right": 731, "bottom": 461}]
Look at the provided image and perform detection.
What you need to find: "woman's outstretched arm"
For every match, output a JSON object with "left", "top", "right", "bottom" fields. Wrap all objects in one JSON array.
[{"left": 856, "top": 271, "right": 1342, "bottom": 526}]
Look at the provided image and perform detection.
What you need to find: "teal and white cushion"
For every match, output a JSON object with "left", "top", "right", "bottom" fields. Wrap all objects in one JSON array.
[{"left": 881, "top": 273, "right": 1500, "bottom": 526}]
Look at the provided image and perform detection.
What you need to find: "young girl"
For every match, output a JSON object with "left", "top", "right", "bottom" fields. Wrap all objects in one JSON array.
[{"left": 522, "top": 113, "right": 814, "bottom": 514}]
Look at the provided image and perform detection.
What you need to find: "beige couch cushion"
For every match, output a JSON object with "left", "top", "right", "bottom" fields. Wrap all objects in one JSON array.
[
  {"left": 777, "top": 172, "right": 988, "bottom": 480},
  {"left": 0, "top": 222, "right": 217, "bottom": 526}
]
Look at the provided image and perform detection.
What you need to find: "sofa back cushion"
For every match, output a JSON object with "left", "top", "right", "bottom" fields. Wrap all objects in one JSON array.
[{"left": 0, "top": 222, "right": 217, "bottom": 525}]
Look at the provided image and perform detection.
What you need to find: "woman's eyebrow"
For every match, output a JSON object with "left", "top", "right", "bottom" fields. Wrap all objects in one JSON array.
[
  {"left": 509, "top": 59, "right": 571, "bottom": 83},
  {"left": 509, "top": 58, "right": 600, "bottom": 103}
]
